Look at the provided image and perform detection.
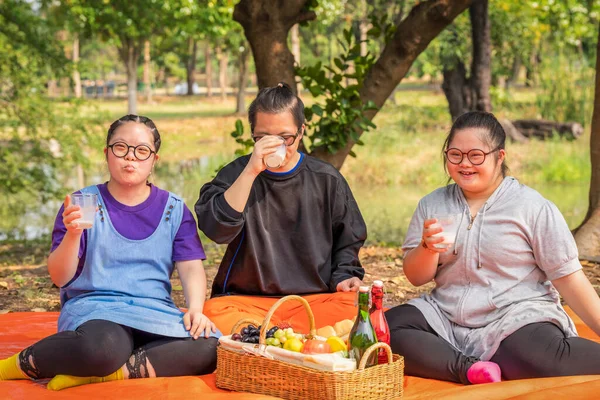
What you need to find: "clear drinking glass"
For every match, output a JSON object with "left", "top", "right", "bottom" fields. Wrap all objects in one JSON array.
[
  {"left": 430, "top": 213, "right": 461, "bottom": 249},
  {"left": 71, "top": 193, "right": 98, "bottom": 229},
  {"left": 264, "top": 140, "right": 286, "bottom": 169}
]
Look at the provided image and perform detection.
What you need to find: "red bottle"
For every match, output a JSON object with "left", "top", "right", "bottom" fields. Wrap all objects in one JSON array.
[{"left": 370, "top": 280, "right": 391, "bottom": 365}]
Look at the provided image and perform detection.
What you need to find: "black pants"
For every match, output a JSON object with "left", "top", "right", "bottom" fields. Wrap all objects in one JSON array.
[
  {"left": 25, "top": 319, "right": 218, "bottom": 379},
  {"left": 385, "top": 304, "right": 600, "bottom": 384}
]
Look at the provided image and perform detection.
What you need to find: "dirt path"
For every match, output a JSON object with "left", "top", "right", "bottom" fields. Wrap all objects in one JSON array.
[{"left": 1, "top": 242, "right": 599, "bottom": 313}]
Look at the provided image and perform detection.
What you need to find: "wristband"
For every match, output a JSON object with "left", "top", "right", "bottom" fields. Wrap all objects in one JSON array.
[{"left": 421, "top": 238, "right": 437, "bottom": 254}]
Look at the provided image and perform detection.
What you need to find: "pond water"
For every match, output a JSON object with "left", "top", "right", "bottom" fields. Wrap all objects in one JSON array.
[{"left": 1, "top": 155, "right": 588, "bottom": 247}]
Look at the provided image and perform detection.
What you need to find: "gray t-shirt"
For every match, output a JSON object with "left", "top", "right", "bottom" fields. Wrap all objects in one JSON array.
[{"left": 403, "top": 177, "right": 580, "bottom": 360}]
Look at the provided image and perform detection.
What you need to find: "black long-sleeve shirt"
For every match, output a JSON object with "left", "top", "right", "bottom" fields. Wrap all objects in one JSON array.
[{"left": 195, "top": 153, "right": 367, "bottom": 297}]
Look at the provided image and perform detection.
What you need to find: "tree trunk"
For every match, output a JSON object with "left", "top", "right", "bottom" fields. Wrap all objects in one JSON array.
[
  {"left": 291, "top": 24, "right": 302, "bottom": 91},
  {"left": 143, "top": 40, "right": 152, "bottom": 103},
  {"left": 237, "top": 0, "right": 472, "bottom": 168},
  {"left": 187, "top": 38, "right": 198, "bottom": 96},
  {"left": 575, "top": 26, "right": 600, "bottom": 259},
  {"left": 359, "top": 0, "right": 369, "bottom": 57},
  {"left": 163, "top": 69, "right": 169, "bottom": 96},
  {"left": 469, "top": 0, "right": 492, "bottom": 112},
  {"left": 442, "top": 61, "right": 471, "bottom": 121},
  {"left": 217, "top": 47, "right": 228, "bottom": 101},
  {"left": 76, "top": 164, "right": 85, "bottom": 188},
  {"left": 505, "top": 56, "right": 521, "bottom": 89},
  {"left": 236, "top": 44, "right": 250, "bottom": 114},
  {"left": 233, "top": 0, "right": 317, "bottom": 93},
  {"left": 48, "top": 80, "right": 58, "bottom": 97},
  {"left": 118, "top": 41, "right": 141, "bottom": 115},
  {"left": 498, "top": 119, "right": 528, "bottom": 143},
  {"left": 511, "top": 120, "right": 584, "bottom": 140},
  {"left": 291, "top": 24, "right": 301, "bottom": 65},
  {"left": 205, "top": 44, "right": 213, "bottom": 97},
  {"left": 73, "top": 36, "right": 82, "bottom": 98}
]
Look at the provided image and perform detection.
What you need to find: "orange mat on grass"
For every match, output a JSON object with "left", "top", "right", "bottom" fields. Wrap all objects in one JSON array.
[
  {"left": 203, "top": 291, "right": 358, "bottom": 335},
  {"left": 0, "top": 308, "right": 599, "bottom": 400}
]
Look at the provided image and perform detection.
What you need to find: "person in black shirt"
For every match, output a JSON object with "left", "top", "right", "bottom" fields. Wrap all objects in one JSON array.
[{"left": 196, "top": 82, "right": 367, "bottom": 334}]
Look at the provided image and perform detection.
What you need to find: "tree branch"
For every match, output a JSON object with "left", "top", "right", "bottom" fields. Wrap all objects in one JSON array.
[
  {"left": 311, "top": 0, "right": 473, "bottom": 167},
  {"left": 295, "top": 10, "right": 316, "bottom": 24}
]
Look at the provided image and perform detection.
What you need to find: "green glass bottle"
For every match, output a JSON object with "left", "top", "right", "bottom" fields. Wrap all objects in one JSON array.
[{"left": 348, "top": 286, "right": 378, "bottom": 368}]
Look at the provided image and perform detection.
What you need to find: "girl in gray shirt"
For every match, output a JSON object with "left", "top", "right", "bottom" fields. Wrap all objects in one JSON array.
[{"left": 386, "top": 111, "right": 600, "bottom": 384}]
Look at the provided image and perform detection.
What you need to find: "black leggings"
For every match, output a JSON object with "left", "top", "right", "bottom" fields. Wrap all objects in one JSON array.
[
  {"left": 21, "top": 319, "right": 218, "bottom": 379},
  {"left": 385, "top": 304, "right": 600, "bottom": 384}
]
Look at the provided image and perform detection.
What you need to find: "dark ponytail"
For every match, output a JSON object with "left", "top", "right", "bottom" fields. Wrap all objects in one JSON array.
[{"left": 248, "top": 82, "right": 305, "bottom": 133}]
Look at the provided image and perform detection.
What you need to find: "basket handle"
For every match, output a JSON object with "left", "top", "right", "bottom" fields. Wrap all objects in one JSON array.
[
  {"left": 259, "top": 295, "right": 317, "bottom": 344},
  {"left": 358, "top": 342, "right": 393, "bottom": 370},
  {"left": 230, "top": 318, "right": 262, "bottom": 335}
]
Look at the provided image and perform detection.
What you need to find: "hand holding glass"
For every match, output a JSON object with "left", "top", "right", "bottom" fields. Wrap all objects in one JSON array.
[
  {"left": 264, "top": 139, "right": 286, "bottom": 169},
  {"left": 71, "top": 194, "right": 98, "bottom": 229},
  {"left": 430, "top": 214, "right": 461, "bottom": 249}
]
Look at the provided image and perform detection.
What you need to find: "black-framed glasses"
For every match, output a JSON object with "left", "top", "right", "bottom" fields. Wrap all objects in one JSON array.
[
  {"left": 108, "top": 141, "right": 156, "bottom": 161},
  {"left": 445, "top": 146, "right": 500, "bottom": 165},
  {"left": 251, "top": 128, "right": 302, "bottom": 147}
]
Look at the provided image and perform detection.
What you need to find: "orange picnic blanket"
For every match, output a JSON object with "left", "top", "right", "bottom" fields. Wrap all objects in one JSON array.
[{"left": 0, "top": 308, "right": 599, "bottom": 399}]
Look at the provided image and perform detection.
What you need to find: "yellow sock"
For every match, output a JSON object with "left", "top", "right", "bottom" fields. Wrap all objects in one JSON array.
[
  {"left": 47, "top": 368, "right": 124, "bottom": 391},
  {"left": 0, "top": 353, "right": 29, "bottom": 380}
]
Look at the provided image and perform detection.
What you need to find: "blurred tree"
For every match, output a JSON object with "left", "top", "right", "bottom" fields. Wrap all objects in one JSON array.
[
  {"left": 575, "top": 23, "right": 600, "bottom": 260},
  {"left": 440, "top": 0, "right": 491, "bottom": 120},
  {"left": 234, "top": 0, "right": 473, "bottom": 168},
  {"left": 59, "top": 0, "right": 177, "bottom": 113},
  {"left": 0, "top": 0, "right": 99, "bottom": 201},
  {"left": 169, "top": 0, "right": 234, "bottom": 96}
]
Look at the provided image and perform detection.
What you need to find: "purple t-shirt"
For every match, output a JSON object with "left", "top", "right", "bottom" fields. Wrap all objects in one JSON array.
[{"left": 51, "top": 183, "right": 205, "bottom": 267}]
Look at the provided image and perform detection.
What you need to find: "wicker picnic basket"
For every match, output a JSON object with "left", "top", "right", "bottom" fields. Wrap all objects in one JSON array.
[{"left": 216, "top": 295, "right": 404, "bottom": 400}]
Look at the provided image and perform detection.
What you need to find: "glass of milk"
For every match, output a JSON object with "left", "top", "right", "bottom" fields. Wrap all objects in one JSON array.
[
  {"left": 431, "top": 213, "right": 461, "bottom": 249},
  {"left": 264, "top": 138, "right": 287, "bottom": 169},
  {"left": 71, "top": 193, "right": 98, "bottom": 229}
]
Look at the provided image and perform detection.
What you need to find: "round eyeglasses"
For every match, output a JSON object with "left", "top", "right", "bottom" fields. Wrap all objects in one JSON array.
[
  {"left": 445, "top": 147, "right": 500, "bottom": 165},
  {"left": 251, "top": 128, "right": 302, "bottom": 147},
  {"left": 108, "top": 141, "right": 156, "bottom": 161}
]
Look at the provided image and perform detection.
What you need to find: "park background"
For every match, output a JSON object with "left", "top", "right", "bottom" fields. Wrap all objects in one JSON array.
[{"left": 1, "top": 0, "right": 600, "bottom": 311}]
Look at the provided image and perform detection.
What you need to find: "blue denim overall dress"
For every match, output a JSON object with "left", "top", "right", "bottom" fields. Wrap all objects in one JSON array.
[{"left": 58, "top": 185, "right": 220, "bottom": 338}]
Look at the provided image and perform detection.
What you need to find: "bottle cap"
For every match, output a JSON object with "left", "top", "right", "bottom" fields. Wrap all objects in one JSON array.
[
  {"left": 373, "top": 280, "right": 383, "bottom": 287},
  {"left": 359, "top": 285, "right": 370, "bottom": 293}
]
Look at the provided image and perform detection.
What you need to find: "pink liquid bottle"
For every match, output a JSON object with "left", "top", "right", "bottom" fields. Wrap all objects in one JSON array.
[{"left": 370, "top": 280, "right": 391, "bottom": 365}]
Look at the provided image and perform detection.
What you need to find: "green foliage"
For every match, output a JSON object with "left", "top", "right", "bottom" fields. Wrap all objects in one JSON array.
[
  {"left": 536, "top": 53, "right": 594, "bottom": 125},
  {"left": 296, "top": 28, "right": 379, "bottom": 156},
  {"left": 535, "top": 0, "right": 599, "bottom": 51},
  {"left": 411, "top": 12, "right": 470, "bottom": 79},
  {"left": 0, "top": 0, "right": 102, "bottom": 202},
  {"left": 230, "top": 119, "right": 254, "bottom": 157}
]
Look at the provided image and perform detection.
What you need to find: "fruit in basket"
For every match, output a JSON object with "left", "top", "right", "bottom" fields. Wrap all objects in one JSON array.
[
  {"left": 301, "top": 339, "right": 331, "bottom": 354},
  {"left": 273, "top": 329, "right": 285, "bottom": 339},
  {"left": 278, "top": 321, "right": 293, "bottom": 330},
  {"left": 266, "top": 326, "right": 279, "bottom": 338},
  {"left": 326, "top": 336, "right": 348, "bottom": 353},
  {"left": 231, "top": 333, "right": 242, "bottom": 341},
  {"left": 283, "top": 337, "right": 304, "bottom": 352},
  {"left": 239, "top": 324, "right": 262, "bottom": 343}
]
